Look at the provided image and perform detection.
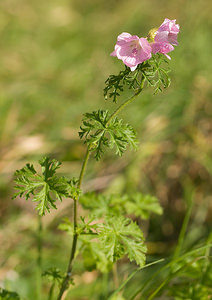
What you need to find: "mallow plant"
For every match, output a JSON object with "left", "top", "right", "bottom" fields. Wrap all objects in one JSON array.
[{"left": 1, "top": 19, "right": 189, "bottom": 300}]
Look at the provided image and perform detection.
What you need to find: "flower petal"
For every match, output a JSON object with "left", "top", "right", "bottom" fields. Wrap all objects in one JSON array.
[{"left": 117, "top": 32, "right": 132, "bottom": 41}]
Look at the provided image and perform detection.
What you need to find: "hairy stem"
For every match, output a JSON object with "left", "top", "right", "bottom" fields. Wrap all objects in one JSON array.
[{"left": 57, "top": 79, "right": 145, "bottom": 300}]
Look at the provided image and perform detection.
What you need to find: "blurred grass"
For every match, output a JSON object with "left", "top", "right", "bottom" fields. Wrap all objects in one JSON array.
[{"left": 0, "top": 0, "right": 212, "bottom": 299}]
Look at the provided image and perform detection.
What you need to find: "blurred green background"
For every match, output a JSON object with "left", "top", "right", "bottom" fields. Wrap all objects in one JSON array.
[{"left": 0, "top": 0, "right": 212, "bottom": 299}]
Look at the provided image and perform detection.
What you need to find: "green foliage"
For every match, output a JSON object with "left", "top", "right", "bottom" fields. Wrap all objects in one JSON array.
[
  {"left": 81, "top": 238, "right": 111, "bottom": 273},
  {"left": 13, "top": 157, "right": 80, "bottom": 216},
  {"left": 104, "top": 66, "right": 142, "bottom": 103},
  {"left": 79, "top": 110, "right": 138, "bottom": 160},
  {"left": 66, "top": 178, "right": 81, "bottom": 200},
  {"left": 108, "top": 118, "right": 138, "bottom": 156},
  {"left": 59, "top": 216, "right": 98, "bottom": 236},
  {"left": 167, "top": 255, "right": 212, "bottom": 300},
  {"left": 80, "top": 193, "right": 124, "bottom": 217},
  {"left": 59, "top": 217, "right": 111, "bottom": 272},
  {"left": 104, "top": 54, "right": 170, "bottom": 102},
  {"left": 42, "top": 267, "right": 63, "bottom": 285},
  {"left": 60, "top": 215, "right": 146, "bottom": 269},
  {"left": 140, "top": 54, "right": 171, "bottom": 94},
  {"left": 97, "top": 216, "right": 147, "bottom": 267},
  {"left": 130, "top": 243, "right": 212, "bottom": 300},
  {"left": 58, "top": 217, "right": 75, "bottom": 235},
  {"left": 1, "top": 0, "right": 212, "bottom": 299},
  {"left": 0, "top": 289, "right": 20, "bottom": 300},
  {"left": 169, "top": 281, "right": 212, "bottom": 300},
  {"left": 124, "top": 193, "right": 163, "bottom": 219},
  {"left": 80, "top": 192, "right": 163, "bottom": 219},
  {"left": 110, "top": 295, "right": 126, "bottom": 300}
]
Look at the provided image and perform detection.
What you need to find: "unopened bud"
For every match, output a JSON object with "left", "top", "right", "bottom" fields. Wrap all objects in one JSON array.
[{"left": 147, "top": 28, "right": 158, "bottom": 42}]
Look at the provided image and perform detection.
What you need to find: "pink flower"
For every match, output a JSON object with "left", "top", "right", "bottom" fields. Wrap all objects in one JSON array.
[
  {"left": 111, "top": 32, "right": 152, "bottom": 71},
  {"left": 150, "top": 18, "right": 179, "bottom": 59},
  {"left": 157, "top": 18, "right": 180, "bottom": 46},
  {"left": 151, "top": 38, "right": 174, "bottom": 60}
]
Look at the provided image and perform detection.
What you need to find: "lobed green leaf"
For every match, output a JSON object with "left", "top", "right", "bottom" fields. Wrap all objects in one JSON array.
[
  {"left": 13, "top": 157, "right": 80, "bottom": 216},
  {"left": 79, "top": 110, "right": 138, "bottom": 160},
  {"left": 59, "top": 215, "right": 147, "bottom": 269},
  {"left": 97, "top": 216, "right": 147, "bottom": 267}
]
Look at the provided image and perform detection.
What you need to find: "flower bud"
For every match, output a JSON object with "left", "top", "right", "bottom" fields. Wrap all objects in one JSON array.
[{"left": 147, "top": 28, "right": 158, "bottom": 42}]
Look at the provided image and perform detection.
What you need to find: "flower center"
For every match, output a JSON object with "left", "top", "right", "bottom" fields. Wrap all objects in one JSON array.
[
  {"left": 130, "top": 41, "right": 140, "bottom": 56},
  {"left": 132, "top": 47, "right": 138, "bottom": 55}
]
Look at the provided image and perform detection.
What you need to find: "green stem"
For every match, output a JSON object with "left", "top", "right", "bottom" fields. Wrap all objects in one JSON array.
[
  {"left": 113, "top": 263, "right": 119, "bottom": 290},
  {"left": 37, "top": 215, "right": 42, "bottom": 269},
  {"left": 36, "top": 215, "right": 42, "bottom": 300},
  {"left": 102, "top": 272, "right": 109, "bottom": 299},
  {"left": 77, "top": 146, "right": 91, "bottom": 189},
  {"left": 48, "top": 283, "right": 55, "bottom": 300},
  {"left": 57, "top": 79, "right": 145, "bottom": 300},
  {"left": 57, "top": 147, "right": 91, "bottom": 300}
]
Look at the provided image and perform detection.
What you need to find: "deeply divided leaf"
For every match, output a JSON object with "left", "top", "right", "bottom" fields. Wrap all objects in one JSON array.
[
  {"left": 140, "top": 54, "right": 171, "bottom": 94},
  {"left": 79, "top": 110, "right": 138, "bottom": 160},
  {"left": 59, "top": 215, "right": 146, "bottom": 270},
  {"left": 13, "top": 157, "right": 80, "bottom": 216},
  {"left": 97, "top": 216, "right": 147, "bottom": 267}
]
